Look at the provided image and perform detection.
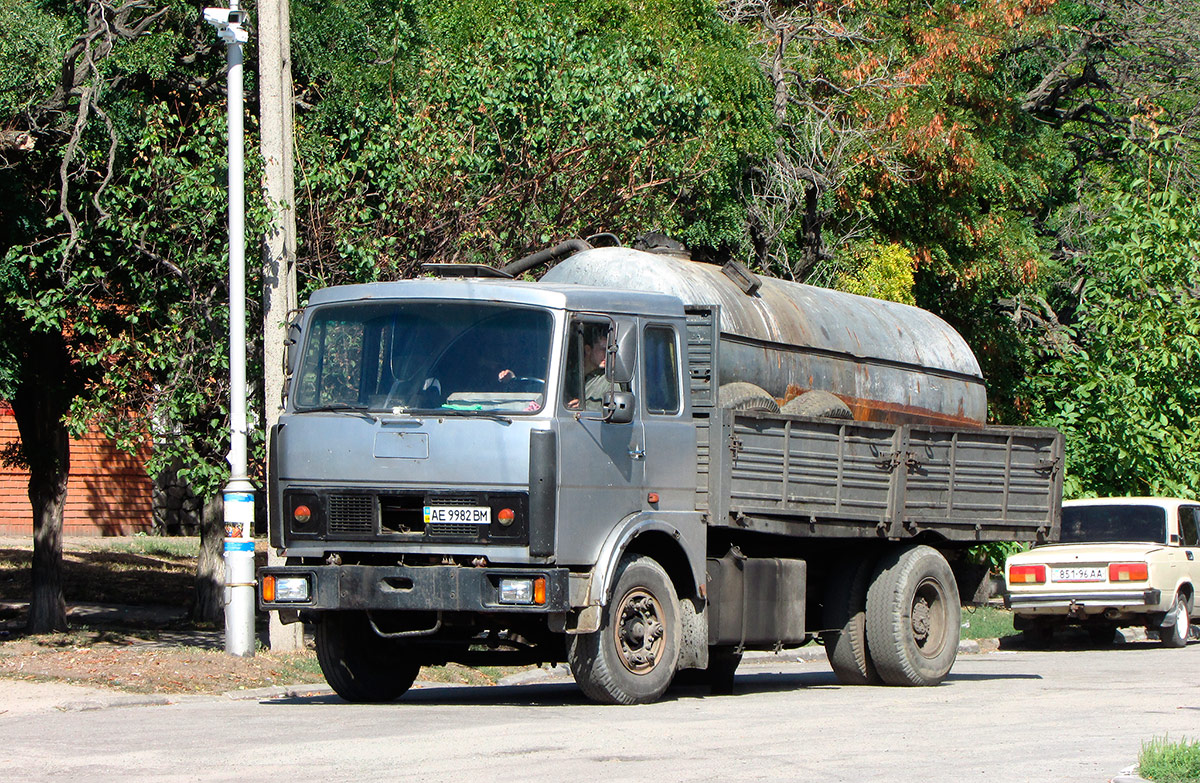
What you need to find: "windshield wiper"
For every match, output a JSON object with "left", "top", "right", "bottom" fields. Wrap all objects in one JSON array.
[
  {"left": 437, "top": 406, "right": 512, "bottom": 424},
  {"left": 295, "top": 402, "right": 375, "bottom": 419}
]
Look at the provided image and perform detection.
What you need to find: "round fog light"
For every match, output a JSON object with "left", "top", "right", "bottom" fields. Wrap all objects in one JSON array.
[
  {"left": 498, "top": 508, "right": 515, "bottom": 526},
  {"left": 293, "top": 504, "right": 312, "bottom": 524}
]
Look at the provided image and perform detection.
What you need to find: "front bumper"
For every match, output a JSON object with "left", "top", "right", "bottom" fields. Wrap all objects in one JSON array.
[
  {"left": 258, "top": 564, "right": 570, "bottom": 613},
  {"left": 1006, "top": 589, "right": 1162, "bottom": 612}
]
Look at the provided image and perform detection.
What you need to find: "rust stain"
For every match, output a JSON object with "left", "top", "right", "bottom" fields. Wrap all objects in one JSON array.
[{"left": 844, "top": 396, "right": 984, "bottom": 429}]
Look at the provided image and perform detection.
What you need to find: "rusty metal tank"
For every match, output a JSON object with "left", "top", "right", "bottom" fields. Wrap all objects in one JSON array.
[{"left": 540, "top": 246, "right": 987, "bottom": 426}]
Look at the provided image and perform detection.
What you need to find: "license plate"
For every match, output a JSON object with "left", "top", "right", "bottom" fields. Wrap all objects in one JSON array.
[
  {"left": 1051, "top": 566, "right": 1105, "bottom": 582},
  {"left": 423, "top": 505, "right": 490, "bottom": 525}
]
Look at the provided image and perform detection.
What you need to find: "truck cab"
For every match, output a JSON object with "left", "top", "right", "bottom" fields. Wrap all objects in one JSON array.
[{"left": 261, "top": 278, "right": 705, "bottom": 701}]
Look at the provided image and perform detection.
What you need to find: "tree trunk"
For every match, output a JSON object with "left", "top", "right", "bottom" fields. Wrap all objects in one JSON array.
[
  {"left": 259, "top": 0, "right": 303, "bottom": 652},
  {"left": 191, "top": 494, "right": 225, "bottom": 625},
  {"left": 10, "top": 331, "right": 74, "bottom": 634},
  {"left": 27, "top": 457, "right": 69, "bottom": 633},
  {"left": 796, "top": 183, "right": 826, "bottom": 280}
]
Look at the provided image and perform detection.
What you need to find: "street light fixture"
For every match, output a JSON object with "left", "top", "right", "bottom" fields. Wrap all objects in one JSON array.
[{"left": 204, "top": 3, "right": 255, "bottom": 658}]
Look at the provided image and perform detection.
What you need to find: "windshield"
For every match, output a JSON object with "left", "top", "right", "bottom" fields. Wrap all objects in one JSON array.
[
  {"left": 1060, "top": 504, "right": 1168, "bottom": 544},
  {"left": 293, "top": 301, "right": 553, "bottom": 414}
]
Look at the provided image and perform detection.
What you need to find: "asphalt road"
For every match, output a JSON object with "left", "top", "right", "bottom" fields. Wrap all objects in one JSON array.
[{"left": 2, "top": 642, "right": 1198, "bottom": 782}]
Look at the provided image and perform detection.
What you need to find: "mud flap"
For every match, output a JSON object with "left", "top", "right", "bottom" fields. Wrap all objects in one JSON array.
[{"left": 1160, "top": 604, "right": 1180, "bottom": 629}]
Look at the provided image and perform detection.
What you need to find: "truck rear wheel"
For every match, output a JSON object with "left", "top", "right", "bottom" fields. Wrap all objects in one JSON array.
[
  {"left": 567, "top": 555, "right": 681, "bottom": 704},
  {"left": 820, "top": 553, "right": 881, "bottom": 685},
  {"left": 718, "top": 382, "right": 779, "bottom": 412},
  {"left": 865, "top": 545, "right": 960, "bottom": 686},
  {"left": 315, "top": 611, "right": 421, "bottom": 703}
]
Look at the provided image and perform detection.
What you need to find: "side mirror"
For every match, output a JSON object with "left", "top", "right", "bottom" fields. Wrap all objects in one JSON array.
[
  {"left": 606, "top": 321, "right": 637, "bottom": 385},
  {"left": 281, "top": 317, "right": 303, "bottom": 406},
  {"left": 283, "top": 315, "right": 303, "bottom": 372},
  {"left": 603, "top": 391, "right": 636, "bottom": 424}
]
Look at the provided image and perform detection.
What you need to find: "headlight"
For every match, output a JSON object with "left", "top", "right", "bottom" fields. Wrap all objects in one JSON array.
[
  {"left": 499, "top": 577, "right": 546, "bottom": 605},
  {"left": 499, "top": 578, "right": 533, "bottom": 604},
  {"left": 263, "top": 575, "right": 311, "bottom": 603}
]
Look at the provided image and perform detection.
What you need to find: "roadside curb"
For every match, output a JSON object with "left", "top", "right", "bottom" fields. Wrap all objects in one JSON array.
[
  {"left": 224, "top": 683, "right": 334, "bottom": 701},
  {"left": 54, "top": 693, "right": 175, "bottom": 712},
  {"left": 1109, "top": 764, "right": 1150, "bottom": 783}
]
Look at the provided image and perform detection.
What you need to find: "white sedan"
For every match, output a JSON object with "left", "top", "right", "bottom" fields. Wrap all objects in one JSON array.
[{"left": 1005, "top": 497, "right": 1200, "bottom": 646}]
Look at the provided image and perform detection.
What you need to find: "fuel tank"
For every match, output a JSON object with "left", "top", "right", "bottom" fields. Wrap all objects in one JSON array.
[{"left": 540, "top": 247, "right": 986, "bottom": 426}]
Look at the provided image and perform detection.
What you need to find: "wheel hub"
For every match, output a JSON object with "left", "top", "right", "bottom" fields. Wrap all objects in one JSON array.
[
  {"left": 910, "top": 577, "right": 946, "bottom": 656},
  {"left": 911, "top": 598, "right": 931, "bottom": 641},
  {"left": 615, "top": 589, "right": 665, "bottom": 674}
]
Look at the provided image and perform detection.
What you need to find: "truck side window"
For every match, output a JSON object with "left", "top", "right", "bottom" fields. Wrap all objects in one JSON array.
[
  {"left": 563, "top": 320, "right": 613, "bottom": 412},
  {"left": 644, "top": 326, "right": 680, "bottom": 415},
  {"left": 1180, "top": 507, "right": 1200, "bottom": 547}
]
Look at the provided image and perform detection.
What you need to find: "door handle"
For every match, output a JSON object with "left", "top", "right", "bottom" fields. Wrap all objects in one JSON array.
[
  {"left": 628, "top": 447, "right": 645, "bottom": 460},
  {"left": 1188, "top": 551, "right": 1195, "bottom": 561}
]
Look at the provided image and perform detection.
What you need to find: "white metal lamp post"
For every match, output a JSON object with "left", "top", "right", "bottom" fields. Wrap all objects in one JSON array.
[{"left": 203, "top": 4, "right": 256, "bottom": 658}]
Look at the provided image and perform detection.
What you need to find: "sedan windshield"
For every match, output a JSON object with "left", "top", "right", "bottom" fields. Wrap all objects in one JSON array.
[
  {"left": 293, "top": 301, "right": 553, "bottom": 414},
  {"left": 1059, "top": 504, "right": 1168, "bottom": 544}
]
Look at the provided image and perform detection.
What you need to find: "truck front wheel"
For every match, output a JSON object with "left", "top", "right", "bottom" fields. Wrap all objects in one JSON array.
[
  {"left": 865, "top": 545, "right": 960, "bottom": 686},
  {"left": 315, "top": 611, "right": 421, "bottom": 703},
  {"left": 568, "top": 555, "right": 681, "bottom": 704}
]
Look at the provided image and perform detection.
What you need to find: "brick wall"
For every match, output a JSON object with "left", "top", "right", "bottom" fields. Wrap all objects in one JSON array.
[{"left": 0, "top": 403, "right": 153, "bottom": 536}]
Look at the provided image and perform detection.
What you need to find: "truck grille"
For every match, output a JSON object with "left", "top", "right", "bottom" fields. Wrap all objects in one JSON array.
[
  {"left": 327, "top": 495, "right": 374, "bottom": 534},
  {"left": 427, "top": 523, "right": 480, "bottom": 538},
  {"left": 426, "top": 495, "right": 483, "bottom": 538}
]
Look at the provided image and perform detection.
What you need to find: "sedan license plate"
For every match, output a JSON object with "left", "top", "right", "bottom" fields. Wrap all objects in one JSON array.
[
  {"left": 423, "top": 505, "right": 490, "bottom": 525},
  {"left": 1051, "top": 566, "right": 1105, "bottom": 583}
]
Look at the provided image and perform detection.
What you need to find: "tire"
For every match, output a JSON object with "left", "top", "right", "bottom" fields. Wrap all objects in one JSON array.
[
  {"left": 718, "top": 382, "right": 780, "bottom": 412},
  {"left": 567, "top": 555, "right": 681, "bottom": 704},
  {"left": 865, "top": 545, "right": 961, "bottom": 686},
  {"left": 820, "top": 554, "right": 881, "bottom": 685},
  {"left": 1161, "top": 591, "right": 1193, "bottom": 648},
  {"left": 707, "top": 646, "right": 742, "bottom": 695},
  {"left": 781, "top": 390, "right": 853, "bottom": 419},
  {"left": 315, "top": 611, "right": 421, "bottom": 703}
]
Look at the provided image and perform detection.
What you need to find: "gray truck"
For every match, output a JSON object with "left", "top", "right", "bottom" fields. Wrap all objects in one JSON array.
[{"left": 258, "top": 238, "right": 1063, "bottom": 704}]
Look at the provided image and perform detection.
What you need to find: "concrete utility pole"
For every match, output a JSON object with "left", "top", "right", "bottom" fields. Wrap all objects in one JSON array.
[
  {"left": 258, "top": 0, "right": 303, "bottom": 652},
  {"left": 204, "top": 3, "right": 256, "bottom": 658}
]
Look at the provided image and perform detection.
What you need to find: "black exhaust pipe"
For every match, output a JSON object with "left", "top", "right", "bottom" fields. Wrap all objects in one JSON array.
[{"left": 501, "top": 238, "right": 592, "bottom": 278}]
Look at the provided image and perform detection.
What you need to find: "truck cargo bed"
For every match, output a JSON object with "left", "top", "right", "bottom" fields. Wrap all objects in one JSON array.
[{"left": 703, "top": 410, "right": 1063, "bottom": 544}]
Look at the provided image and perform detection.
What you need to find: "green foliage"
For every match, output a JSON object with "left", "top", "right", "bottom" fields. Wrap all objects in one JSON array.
[
  {"left": 0, "top": 0, "right": 74, "bottom": 119},
  {"left": 0, "top": 0, "right": 258, "bottom": 499},
  {"left": 836, "top": 241, "right": 917, "bottom": 305},
  {"left": 960, "top": 605, "right": 1017, "bottom": 641},
  {"left": 291, "top": 0, "right": 771, "bottom": 288},
  {"left": 1026, "top": 143, "right": 1200, "bottom": 497},
  {"left": 73, "top": 102, "right": 270, "bottom": 496},
  {"left": 1140, "top": 736, "right": 1200, "bottom": 783},
  {"left": 968, "top": 541, "right": 1027, "bottom": 573}
]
